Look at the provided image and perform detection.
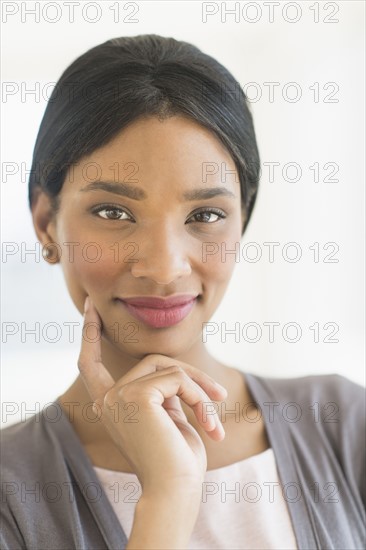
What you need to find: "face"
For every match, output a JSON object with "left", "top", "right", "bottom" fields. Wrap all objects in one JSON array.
[{"left": 37, "top": 115, "right": 244, "bottom": 359}]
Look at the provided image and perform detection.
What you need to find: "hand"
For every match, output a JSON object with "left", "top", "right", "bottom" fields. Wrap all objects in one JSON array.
[{"left": 77, "top": 296, "right": 228, "bottom": 496}]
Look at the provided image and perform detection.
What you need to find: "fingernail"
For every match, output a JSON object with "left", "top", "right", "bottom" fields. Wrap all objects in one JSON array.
[
  {"left": 217, "top": 419, "right": 225, "bottom": 437},
  {"left": 214, "top": 381, "right": 227, "bottom": 394},
  {"left": 212, "top": 411, "right": 224, "bottom": 434},
  {"left": 84, "top": 296, "right": 90, "bottom": 313}
]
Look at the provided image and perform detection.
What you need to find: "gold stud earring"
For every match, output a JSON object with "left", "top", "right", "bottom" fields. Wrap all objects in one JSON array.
[
  {"left": 42, "top": 247, "right": 51, "bottom": 260},
  {"left": 42, "top": 246, "right": 58, "bottom": 262}
]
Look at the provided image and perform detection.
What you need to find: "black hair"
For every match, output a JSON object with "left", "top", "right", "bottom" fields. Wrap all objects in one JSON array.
[{"left": 28, "top": 34, "right": 260, "bottom": 234}]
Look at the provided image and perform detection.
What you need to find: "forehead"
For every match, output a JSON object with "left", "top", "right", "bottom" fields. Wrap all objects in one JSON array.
[
  {"left": 64, "top": 115, "right": 240, "bottom": 192},
  {"left": 87, "top": 115, "right": 235, "bottom": 161}
]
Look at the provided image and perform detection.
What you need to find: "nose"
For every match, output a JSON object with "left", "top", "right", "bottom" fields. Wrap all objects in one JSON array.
[{"left": 129, "top": 223, "right": 192, "bottom": 285}]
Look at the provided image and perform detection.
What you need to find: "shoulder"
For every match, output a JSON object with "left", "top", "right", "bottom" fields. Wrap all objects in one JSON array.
[
  {"left": 245, "top": 371, "right": 365, "bottom": 451},
  {"left": 1, "top": 415, "right": 42, "bottom": 479},
  {"left": 247, "top": 371, "right": 365, "bottom": 413},
  {"left": 0, "top": 406, "right": 93, "bottom": 550},
  {"left": 247, "top": 372, "right": 365, "bottom": 496},
  {"left": 0, "top": 416, "right": 47, "bottom": 549},
  {"left": 0, "top": 404, "right": 64, "bottom": 480},
  {"left": 1, "top": 410, "right": 47, "bottom": 449}
]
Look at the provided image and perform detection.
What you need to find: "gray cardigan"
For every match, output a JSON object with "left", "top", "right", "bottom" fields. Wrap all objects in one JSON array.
[{"left": 1, "top": 372, "right": 365, "bottom": 549}]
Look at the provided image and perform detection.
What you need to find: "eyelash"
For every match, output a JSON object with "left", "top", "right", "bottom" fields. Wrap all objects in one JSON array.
[{"left": 90, "top": 204, "right": 227, "bottom": 224}]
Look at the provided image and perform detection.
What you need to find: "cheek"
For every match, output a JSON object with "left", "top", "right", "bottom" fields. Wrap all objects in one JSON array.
[
  {"left": 64, "top": 247, "right": 125, "bottom": 290},
  {"left": 200, "top": 233, "right": 241, "bottom": 282},
  {"left": 196, "top": 227, "right": 241, "bottom": 322},
  {"left": 56, "top": 219, "right": 127, "bottom": 302}
]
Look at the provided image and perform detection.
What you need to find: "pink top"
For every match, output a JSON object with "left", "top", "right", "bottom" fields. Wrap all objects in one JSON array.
[{"left": 93, "top": 447, "right": 298, "bottom": 549}]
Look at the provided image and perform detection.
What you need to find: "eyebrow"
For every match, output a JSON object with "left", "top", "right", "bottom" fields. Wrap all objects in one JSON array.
[{"left": 79, "top": 181, "right": 237, "bottom": 201}]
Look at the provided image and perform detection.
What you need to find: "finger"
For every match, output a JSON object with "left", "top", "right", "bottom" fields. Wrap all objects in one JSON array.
[
  {"left": 127, "top": 366, "right": 222, "bottom": 433},
  {"left": 133, "top": 369, "right": 224, "bottom": 439},
  {"left": 162, "top": 395, "right": 189, "bottom": 423},
  {"left": 160, "top": 371, "right": 225, "bottom": 441},
  {"left": 156, "top": 360, "right": 228, "bottom": 403},
  {"left": 77, "top": 296, "right": 115, "bottom": 407},
  {"left": 115, "top": 353, "right": 228, "bottom": 403}
]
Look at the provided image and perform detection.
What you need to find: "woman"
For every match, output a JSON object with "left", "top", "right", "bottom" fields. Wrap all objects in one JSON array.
[{"left": 1, "top": 35, "right": 364, "bottom": 550}]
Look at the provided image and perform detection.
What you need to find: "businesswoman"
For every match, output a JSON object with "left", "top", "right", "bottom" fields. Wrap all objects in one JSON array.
[{"left": 1, "top": 35, "right": 364, "bottom": 550}]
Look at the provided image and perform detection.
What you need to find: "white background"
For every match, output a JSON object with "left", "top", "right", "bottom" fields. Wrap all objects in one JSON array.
[{"left": 1, "top": 1, "right": 365, "bottom": 427}]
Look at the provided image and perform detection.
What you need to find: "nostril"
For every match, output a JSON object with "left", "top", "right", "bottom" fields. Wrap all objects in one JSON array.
[{"left": 130, "top": 258, "right": 192, "bottom": 284}]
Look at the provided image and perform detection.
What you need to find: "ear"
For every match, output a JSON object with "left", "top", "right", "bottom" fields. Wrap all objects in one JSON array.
[{"left": 31, "top": 188, "right": 58, "bottom": 247}]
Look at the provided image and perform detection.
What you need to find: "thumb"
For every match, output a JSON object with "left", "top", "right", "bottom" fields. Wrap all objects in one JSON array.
[{"left": 77, "top": 296, "right": 115, "bottom": 410}]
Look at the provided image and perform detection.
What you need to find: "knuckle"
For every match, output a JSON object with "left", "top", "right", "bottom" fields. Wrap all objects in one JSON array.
[
  {"left": 143, "top": 353, "right": 164, "bottom": 363},
  {"left": 92, "top": 398, "right": 103, "bottom": 412},
  {"left": 103, "top": 390, "right": 118, "bottom": 409},
  {"left": 167, "top": 364, "right": 184, "bottom": 374},
  {"left": 77, "top": 355, "right": 87, "bottom": 372},
  {"left": 115, "top": 383, "right": 136, "bottom": 403}
]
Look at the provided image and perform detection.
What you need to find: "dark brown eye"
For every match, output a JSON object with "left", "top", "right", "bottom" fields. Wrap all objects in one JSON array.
[
  {"left": 91, "top": 205, "right": 132, "bottom": 221},
  {"left": 101, "top": 208, "right": 124, "bottom": 220},
  {"left": 188, "top": 208, "right": 226, "bottom": 224}
]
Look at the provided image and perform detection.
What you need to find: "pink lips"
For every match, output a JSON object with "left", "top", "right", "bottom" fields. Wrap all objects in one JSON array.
[{"left": 117, "top": 294, "right": 198, "bottom": 328}]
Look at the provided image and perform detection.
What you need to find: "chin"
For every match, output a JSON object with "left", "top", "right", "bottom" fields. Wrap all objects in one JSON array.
[{"left": 110, "top": 329, "right": 200, "bottom": 361}]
